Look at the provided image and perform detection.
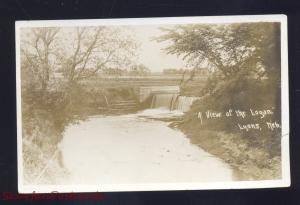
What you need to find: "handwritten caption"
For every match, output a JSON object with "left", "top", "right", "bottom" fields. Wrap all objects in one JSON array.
[{"left": 197, "top": 108, "right": 281, "bottom": 132}]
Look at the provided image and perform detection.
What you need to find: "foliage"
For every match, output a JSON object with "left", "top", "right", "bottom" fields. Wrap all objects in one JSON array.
[
  {"left": 21, "top": 27, "right": 138, "bottom": 87},
  {"left": 20, "top": 26, "right": 139, "bottom": 183},
  {"left": 128, "top": 64, "right": 151, "bottom": 76},
  {"left": 57, "top": 27, "right": 137, "bottom": 84},
  {"left": 158, "top": 23, "right": 281, "bottom": 89},
  {"left": 161, "top": 22, "right": 282, "bottom": 179},
  {"left": 21, "top": 28, "right": 60, "bottom": 94},
  {"left": 159, "top": 23, "right": 281, "bottom": 147}
]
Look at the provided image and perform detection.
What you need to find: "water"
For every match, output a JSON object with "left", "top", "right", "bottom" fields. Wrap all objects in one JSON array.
[
  {"left": 173, "top": 96, "right": 200, "bottom": 112},
  {"left": 151, "top": 93, "right": 178, "bottom": 109},
  {"left": 60, "top": 109, "right": 234, "bottom": 184},
  {"left": 140, "top": 85, "right": 199, "bottom": 112},
  {"left": 151, "top": 94, "right": 200, "bottom": 112},
  {"left": 139, "top": 86, "right": 180, "bottom": 102}
]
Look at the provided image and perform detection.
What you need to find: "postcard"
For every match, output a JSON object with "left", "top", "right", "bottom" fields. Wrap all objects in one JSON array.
[{"left": 16, "top": 15, "right": 290, "bottom": 193}]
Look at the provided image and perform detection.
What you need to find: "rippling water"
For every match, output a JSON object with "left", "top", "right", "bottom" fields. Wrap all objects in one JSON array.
[{"left": 60, "top": 108, "right": 234, "bottom": 184}]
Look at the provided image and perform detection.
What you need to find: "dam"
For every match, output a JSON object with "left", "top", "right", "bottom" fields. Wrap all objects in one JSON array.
[{"left": 140, "top": 86, "right": 200, "bottom": 112}]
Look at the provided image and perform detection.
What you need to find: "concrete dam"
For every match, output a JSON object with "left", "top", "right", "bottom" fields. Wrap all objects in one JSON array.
[{"left": 139, "top": 86, "right": 199, "bottom": 112}]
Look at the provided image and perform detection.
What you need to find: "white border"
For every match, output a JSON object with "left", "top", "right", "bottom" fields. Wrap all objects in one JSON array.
[{"left": 16, "top": 14, "right": 290, "bottom": 193}]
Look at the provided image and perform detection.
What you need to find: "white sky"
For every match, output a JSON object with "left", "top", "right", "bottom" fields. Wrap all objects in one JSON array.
[{"left": 132, "top": 25, "right": 186, "bottom": 72}]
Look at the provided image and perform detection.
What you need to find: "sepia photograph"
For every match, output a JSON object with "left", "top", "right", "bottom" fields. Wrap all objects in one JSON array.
[{"left": 16, "top": 15, "right": 289, "bottom": 193}]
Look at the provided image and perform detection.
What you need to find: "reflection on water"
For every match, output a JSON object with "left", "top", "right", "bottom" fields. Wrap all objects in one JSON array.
[{"left": 60, "top": 108, "right": 234, "bottom": 184}]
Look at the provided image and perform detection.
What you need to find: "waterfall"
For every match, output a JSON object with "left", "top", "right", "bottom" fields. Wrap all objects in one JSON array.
[
  {"left": 151, "top": 93, "right": 178, "bottom": 109},
  {"left": 140, "top": 86, "right": 180, "bottom": 102},
  {"left": 173, "top": 96, "right": 200, "bottom": 112},
  {"left": 151, "top": 94, "right": 200, "bottom": 112}
]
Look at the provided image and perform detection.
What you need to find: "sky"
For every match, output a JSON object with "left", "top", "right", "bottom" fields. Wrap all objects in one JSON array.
[{"left": 132, "top": 25, "right": 186, "bottom": 72}]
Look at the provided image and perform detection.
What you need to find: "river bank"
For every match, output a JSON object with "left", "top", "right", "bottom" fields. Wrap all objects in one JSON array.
[
  {"left": 22, "top": 115, "right": 70, "bottom": 184},
  {"left": 171, "top": 120, "right": 281, "bottom": 181},
  {"left": 21, "top": 85, "right": 141, "bottom": 184}
]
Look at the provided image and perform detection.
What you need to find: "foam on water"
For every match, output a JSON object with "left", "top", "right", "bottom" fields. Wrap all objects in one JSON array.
[{"left": 134, "top": 108, "right": 184, "bottom": 119}]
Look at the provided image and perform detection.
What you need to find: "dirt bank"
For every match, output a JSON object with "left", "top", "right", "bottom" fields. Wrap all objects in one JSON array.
[{"left": 171, "top": 122, "right": 281, "bottom": 181}]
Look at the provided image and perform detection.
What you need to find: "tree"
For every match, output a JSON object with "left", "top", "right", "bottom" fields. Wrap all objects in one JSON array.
[
  {"left": 157, "top": 23, "right": 281, "bottom": 86},
  {"left": 129, "top": 64, "right": 150, "bottom": 76},
  {"left": 58, "top": 27, "right": 137, "bottom": 85},
  {"left": 20, "top": 26, "right": 138, "bottom": 118},
  {"left": 21, "top": 27, "right": 60, "bottom": 93},
  {"left": 102, "top": 67, "right": 126, "bottom": 76}
]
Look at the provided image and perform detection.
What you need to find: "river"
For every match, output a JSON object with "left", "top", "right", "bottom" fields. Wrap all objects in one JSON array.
[{"left": 60, "top": 108, "right": 234, "bottom": 184}]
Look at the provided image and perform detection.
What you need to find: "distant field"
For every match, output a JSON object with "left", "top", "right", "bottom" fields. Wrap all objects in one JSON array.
[{"left": 82, "top": 75, "right": 208, "bottom": 90}]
